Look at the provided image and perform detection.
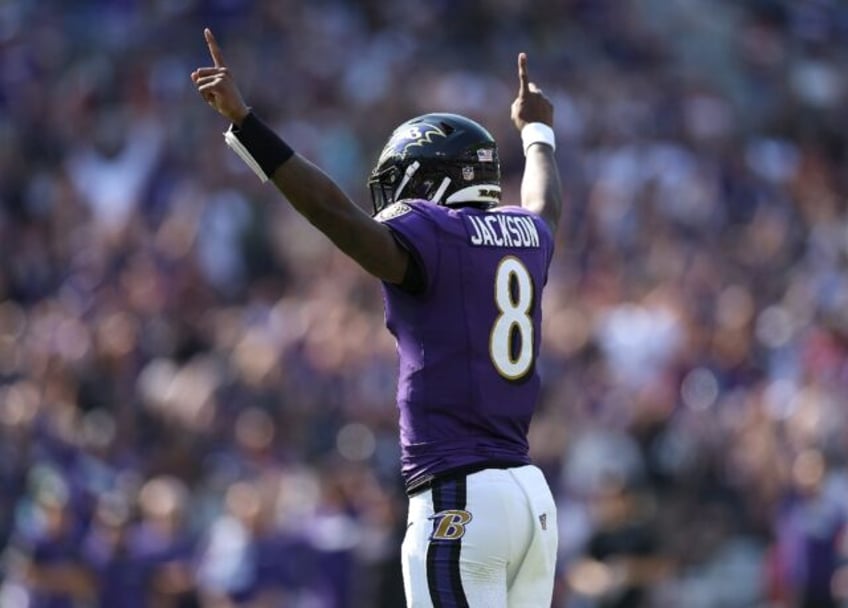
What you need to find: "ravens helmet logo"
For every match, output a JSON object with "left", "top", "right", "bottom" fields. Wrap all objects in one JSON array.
[{"left": 378, "top": 123, "right": 448, "bottom": 165}]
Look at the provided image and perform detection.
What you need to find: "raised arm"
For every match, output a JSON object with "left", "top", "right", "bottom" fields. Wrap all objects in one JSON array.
[
  {"left": 510, "top": 53, "right": 562, "bottom": 235},
  {"left": 270, "top": 157, "right": 409, "bottom": 280},
  {"left": 191, "top": 29, "right": 410, "bottom": 284}
]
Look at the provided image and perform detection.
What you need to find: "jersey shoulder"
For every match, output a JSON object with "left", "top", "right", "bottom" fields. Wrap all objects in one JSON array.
[
  {"left": 492, "top": 204, "right": 552, "bottom": 230},
  {"left": 374, "top": 200, "right": 418, "bottom": 223},
  {"left": 375, "top": 200, "right": 464, "bottom": 235},
  {"left": 495, "top": 205, "right": 554, "bottom": 248},
  {"left": 374, "top": 199, "right": 446, "bottom": 221}
]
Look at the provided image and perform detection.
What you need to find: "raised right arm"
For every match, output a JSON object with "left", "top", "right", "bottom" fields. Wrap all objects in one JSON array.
[{"left": 510, "top": 53, "right": 563, "bottom": 236}]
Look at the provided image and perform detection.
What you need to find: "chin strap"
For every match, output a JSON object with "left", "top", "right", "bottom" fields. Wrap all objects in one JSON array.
[
  {"left": 393, "top": 161, "right": 421, "bottom": 202},
  {"left": 429, "top": 177, "right": 452, "bottom": 204}
]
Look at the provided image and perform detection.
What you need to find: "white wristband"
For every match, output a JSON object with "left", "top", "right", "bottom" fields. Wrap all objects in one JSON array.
[{"left": 521, "top": 122, "right": 556, "bottom": 156}]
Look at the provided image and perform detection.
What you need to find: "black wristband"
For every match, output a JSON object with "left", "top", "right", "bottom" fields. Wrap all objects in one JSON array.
[{"left": 230, "top": 112, "right": 295, "bottom": 177}]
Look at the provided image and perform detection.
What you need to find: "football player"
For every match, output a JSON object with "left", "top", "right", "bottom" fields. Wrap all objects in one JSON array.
[{"left": 192, "top": 28, "right": 562, "bottom": 607}]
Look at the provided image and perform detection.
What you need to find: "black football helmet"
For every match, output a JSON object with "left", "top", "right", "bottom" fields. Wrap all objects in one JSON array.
[{"left": 368, "top": 113, "right": 501, "bottom": 215}]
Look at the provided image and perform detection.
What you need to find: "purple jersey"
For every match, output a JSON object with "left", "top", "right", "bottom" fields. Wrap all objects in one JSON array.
[{"left": 376, "top": 200, "right": 554, "bottom": 488}]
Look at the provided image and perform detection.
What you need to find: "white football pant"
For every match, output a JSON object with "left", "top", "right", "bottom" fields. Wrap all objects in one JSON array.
[{"left": 401, "top": 465, "right": 558, "bottom": 607}]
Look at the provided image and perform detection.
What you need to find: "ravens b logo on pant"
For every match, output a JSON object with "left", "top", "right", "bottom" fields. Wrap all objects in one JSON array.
[{"left": 429, "top": 509, "right": 473, "bottom": 541}]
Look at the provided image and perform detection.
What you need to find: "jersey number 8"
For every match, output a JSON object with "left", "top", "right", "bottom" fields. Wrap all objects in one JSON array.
[{"left": 490, "top": 256, "right": 534, "bottom": 380}]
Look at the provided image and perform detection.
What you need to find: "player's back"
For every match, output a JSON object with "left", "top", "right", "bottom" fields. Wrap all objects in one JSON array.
[{"left": 376, "top": 200, "right": 554, "bottom": 491}]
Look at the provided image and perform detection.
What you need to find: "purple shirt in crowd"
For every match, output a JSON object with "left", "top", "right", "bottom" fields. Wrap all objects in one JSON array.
[{"left": 377, "top": 200, "right": 554, "bottom": 488}]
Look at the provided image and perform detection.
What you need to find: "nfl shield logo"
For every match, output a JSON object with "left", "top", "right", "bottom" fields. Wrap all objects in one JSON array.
[
  {"left": 462, "top": 166, "right": 475, "bottom": 181},
  {"left": 539, "top": 513, "right": 547, "bottom": 530}
]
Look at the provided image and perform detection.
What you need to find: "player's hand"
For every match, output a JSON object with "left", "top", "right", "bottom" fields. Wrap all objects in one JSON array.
[
  {"left": 510, "top": 52, "right": 553, "bottom": 130},
  {"left": 191, "top": 29, "right": 250, "bottom": 125}
]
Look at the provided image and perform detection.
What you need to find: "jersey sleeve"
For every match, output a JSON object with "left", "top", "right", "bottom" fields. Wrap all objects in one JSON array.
[{"left": 375, "top": 201, "right": 440, "bottom": 292}]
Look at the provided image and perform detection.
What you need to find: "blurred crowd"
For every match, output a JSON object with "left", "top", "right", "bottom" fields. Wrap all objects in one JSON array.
[{"left": 2, "top": 0, "right": 848, "bottom": 606}]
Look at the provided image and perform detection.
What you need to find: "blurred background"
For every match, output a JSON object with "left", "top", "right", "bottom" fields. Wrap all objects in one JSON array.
[{"left": 2, "top": 0, "right": 848, "bottom": 606}]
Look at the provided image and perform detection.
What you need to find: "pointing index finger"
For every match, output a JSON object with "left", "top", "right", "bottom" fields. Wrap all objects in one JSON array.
[
  {"left": 205, "top": 28, "right": 226, "bottom": 68},
  {"left": 517, "top": 52, "right": 530, "bottom": 97}
]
